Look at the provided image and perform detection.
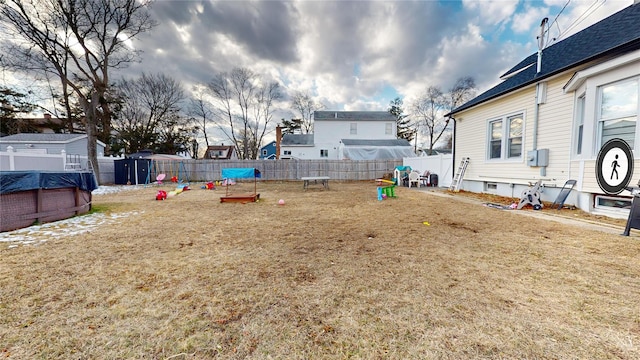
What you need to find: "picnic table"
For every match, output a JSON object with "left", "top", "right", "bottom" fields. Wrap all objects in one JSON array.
[{"left": 301, "top": 176, "right": 330, "bottom": 190}]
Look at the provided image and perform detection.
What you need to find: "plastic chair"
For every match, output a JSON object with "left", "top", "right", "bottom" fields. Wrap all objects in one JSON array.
[
  {"left": 408, "top": 171, "right": 421, "bottom": 188},
  {"left": 156, "top": 173, "right": 166, "bottom": 184},
  {"left": 420, "top": 170, "right": 431, "bottom": 186}
]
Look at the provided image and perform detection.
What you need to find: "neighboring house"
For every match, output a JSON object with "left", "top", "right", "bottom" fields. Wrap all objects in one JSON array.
[
  {"left": 260, "top": 140, "right": 277, "bottom": 159},
  {"left": 279, "top": 111, "right": 415, "bottom": 160},
  {"left": 203, "top": 145, "right": 237, "bottom": 160},
  {"left": 448, "top": 1, "right": 640, "bottom": 216},
  {"left": 0, "top": 133, "right": 106, "bottom": 156},
  {"left": 1, "top": 113, "right": 68, "bottom": 135}
]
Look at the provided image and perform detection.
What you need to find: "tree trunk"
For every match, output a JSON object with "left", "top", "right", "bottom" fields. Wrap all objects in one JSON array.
[{"left": 83, "top": 94, "right": 101, "bottom": 184}]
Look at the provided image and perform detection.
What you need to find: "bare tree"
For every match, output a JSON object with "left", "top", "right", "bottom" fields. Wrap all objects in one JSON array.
[
  {"left": 290, "top": 91, "right": 323, "bottom": 134},
  {"left": 112, "top": 73, "right": 187, "bottom": 154},
  {"left": 250, "top": 81, "right": 280, "bottom": 159},
  {"left": 0, "top": 0, "right": 155, "bottom": 183},
  {"left": 447, "top": 77, "right": 476, "bottom": 112},
  {"left": 411, "top": 86, "right": 446, "bottom": 153},
  {"left": 207, "top": 67, "right": 282, "bottom": 159},
  {"left": 188, "top": 87, "right": 214, "bottom": 151},
  {"left": 411, "top": 77, "right": 477, "bottom": 153}
]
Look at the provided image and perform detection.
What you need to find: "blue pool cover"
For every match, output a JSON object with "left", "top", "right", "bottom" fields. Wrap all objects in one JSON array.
[{"left": 0, "top": 171, "right": 98, "bottom": 195}]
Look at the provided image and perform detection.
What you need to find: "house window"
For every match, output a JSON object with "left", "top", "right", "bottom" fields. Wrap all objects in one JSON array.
[
  {"left": 284, "top": 150, "right": 291, "bottom": 155},
  {"left": 262, "top": 149, "right": 267, "bottom": 156},
  {"left": 489, "top": 120, "right": 502, "bottom": 159},
  {"left": 350, "top": 123, "right": 357, "bottom": 135},
  {"left": 485, "top": 182, "right": 498, "bottom": 191},
  {"left": 597, "top": 78, "right": 638, "bottom": 150},
  {"left": 320, "top": 149, "right": 328, "bottom": 157},
  {"left": 507, "top": 115, "right": 523, "bottom": 158},
  {"left": 385, "top": 123, "right": 393, "bottom": 135},
  {"left": 595, "top": 194, "right": 632, "bottom": 210},
  {"left": 575, "top": 94, "right": 585, "bottom": 155},
  {"left": 487, "top": 112, "right": 524, "bottom": 160}
]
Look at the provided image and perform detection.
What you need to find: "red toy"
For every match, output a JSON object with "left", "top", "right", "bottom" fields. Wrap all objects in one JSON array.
[
  {"left": 156, "top": 190, "right": 167, "bottom": 200},
  {"left": 205, "top": 182, "right": 215, "bottom": 190},
  {"left": 171, "top": 176, "right": 178, "bottom": 183}
]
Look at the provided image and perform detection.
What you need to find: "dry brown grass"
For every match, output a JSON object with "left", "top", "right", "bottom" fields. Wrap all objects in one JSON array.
[{"left": 1, "top": 181, "right": 640, "bottom": 359}]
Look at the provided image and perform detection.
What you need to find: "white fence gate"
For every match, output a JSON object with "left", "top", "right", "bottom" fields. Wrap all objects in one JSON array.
[{"left": 402, "top": 153, "right": 453, "bottom": 188}]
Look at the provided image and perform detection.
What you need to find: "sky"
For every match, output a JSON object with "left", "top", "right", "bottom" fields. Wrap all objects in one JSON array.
[{"left": 2, "top": 0, "right": 635, "bottom": 146}]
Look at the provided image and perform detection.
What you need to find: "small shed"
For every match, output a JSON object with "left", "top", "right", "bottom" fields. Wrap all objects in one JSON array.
[{"left": 0, "top": 133, "right": 106, "bottom": 156}]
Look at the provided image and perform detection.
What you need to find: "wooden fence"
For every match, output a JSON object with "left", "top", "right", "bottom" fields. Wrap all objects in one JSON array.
[
  {"left": 0, "top": 150, "right": 403, "bottom": 184},
  {"left": 152, "top": 159, "right": 403, "bottom": 182}
]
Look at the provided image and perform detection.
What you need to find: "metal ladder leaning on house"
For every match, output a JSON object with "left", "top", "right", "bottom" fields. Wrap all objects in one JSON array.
[{"left": 449, "top": 157, "right": 470, "bottom": 192}]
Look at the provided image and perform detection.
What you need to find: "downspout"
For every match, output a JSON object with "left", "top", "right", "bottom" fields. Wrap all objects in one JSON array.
[
  {"left": 533, "top": 83, "right": 539, "bottom": 151},
  {"left": 533, "top": 82, "right": 546, "bottom": 177},
  {"left": 534, "top": 17, "right": 547, "bottom": 178},
  {"left": 451, "top": 116, "right": 457, "bottom": 185}
]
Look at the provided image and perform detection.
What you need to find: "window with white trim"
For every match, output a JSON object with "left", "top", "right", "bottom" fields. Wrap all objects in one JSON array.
[
  {"left": 385, "top": 122, "right": 393, "bottom": 135},
  {"left": 597, "top": 78, "right": 639, "bottom": 150},
  {"left": 320, "top": 149, "right": 328, "bottom": 157},
  {"left": 284, "top": 150, "right": 291, "bottom": 155},
  {"left": 595, "top": 194, "right": 632, "bottom": 210},
  {"left": 575, "top": 94, "right": 585, "bottom": 155},
  {"left": 508, "top": 115, "right": 523, "bottom": 158},
  {"left": 350, "top": 123, "right": 357, "bottom": 135},
  {"left": 487, "top": 113, "right": 524, "bottom": 160},
  {"left": 489, "top": 120, "right": 502, "bottom": 159}
]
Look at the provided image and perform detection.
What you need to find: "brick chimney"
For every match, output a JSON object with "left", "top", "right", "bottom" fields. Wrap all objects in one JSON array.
[{"left": 275, "top": 125, "right": 282, "bottom": 160}]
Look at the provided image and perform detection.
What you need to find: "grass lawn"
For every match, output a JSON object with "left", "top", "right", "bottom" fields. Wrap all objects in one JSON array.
[{"left": 1, "top": 181, "right": 639, "bottom": 359}]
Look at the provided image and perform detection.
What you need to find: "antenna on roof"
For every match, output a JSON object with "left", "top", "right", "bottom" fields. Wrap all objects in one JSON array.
[{"left": 536, "top": 17, "right": 549, "bottom": 73}]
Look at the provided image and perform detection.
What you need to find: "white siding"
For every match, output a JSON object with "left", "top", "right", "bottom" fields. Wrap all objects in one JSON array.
[
  {"left": 67, "top": 139, "right": 89, "bottom": 155},
  {"left": 314, "top": 120, "right": 395, "bottom": 144},
  {"left": 456, "top": 86, "right": 536, "bottom": 184},
  {"left": 283, "top": 118, "right": 397, "bottom": 160},
  {"left": 455, "top": 73, "right": 577, "bottom": 186},
  {"left": 456, "top": 55, "right": 640, "bottom": 216}
]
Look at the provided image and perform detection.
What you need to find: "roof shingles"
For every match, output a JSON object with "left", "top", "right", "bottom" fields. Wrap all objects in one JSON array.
[{"left": 452, "top": 2, "right": 640, "bottom": 114}]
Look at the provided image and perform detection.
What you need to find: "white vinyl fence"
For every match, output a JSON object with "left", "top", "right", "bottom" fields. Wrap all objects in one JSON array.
[
  {"left": 1, "top": 147, "right": 117, "bottom": 183},
  {"left": 403, "top": 153, "right": 453, "bottom": 188}
]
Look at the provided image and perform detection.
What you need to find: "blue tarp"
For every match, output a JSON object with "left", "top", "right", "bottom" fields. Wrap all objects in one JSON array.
[
  {"left": 0, "top": 171, "right": 98, "bottom": 195},
  {"left": 221, "top": 168, "right": 261, "bottom": 179}
]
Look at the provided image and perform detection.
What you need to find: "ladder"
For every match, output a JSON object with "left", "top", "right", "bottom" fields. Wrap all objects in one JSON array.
[
  {"left": 449, "top": 157, "right": 470, "bottom": 192},
  {"left": 64, "top": 154, "right": 82, "bottom": 171}
]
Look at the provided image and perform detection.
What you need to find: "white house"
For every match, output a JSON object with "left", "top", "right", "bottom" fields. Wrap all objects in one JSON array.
[
  {"left": 448, "top": 1, "right": 640, "bottom": 216},
  {"left": 279, "top": 111, "right": 415, "bottom": 160},
  {"left": 0, "top": 133, "right": 106, "bottom": 156}
]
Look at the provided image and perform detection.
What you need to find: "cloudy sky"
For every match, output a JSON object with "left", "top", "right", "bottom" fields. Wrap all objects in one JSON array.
[
  {"left": 121, "top": 0, "right": 633, "bottom": 112},
  {"left": 2, "top": 0, "right": 634, "bottom": 145}
]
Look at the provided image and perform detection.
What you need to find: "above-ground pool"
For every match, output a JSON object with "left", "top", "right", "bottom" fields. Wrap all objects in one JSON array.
[{"left": 0, "top": 171, "right": 98, "bottom": 232}]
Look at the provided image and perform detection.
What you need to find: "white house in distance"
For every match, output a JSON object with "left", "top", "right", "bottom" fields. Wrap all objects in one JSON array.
[
  {"left": 0, "top": 133, "right": 106, "bottom": 156},
  {"left": 448, "top": 1, "right": 640, "bottom": 216},
  {"left": 279, "top": 111, "right": 415, "bottom": 160}
]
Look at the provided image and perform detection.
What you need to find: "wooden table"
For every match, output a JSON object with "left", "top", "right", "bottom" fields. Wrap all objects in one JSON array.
[{"left": 301, "top": 176, "right": 330, "bottom": 190}]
